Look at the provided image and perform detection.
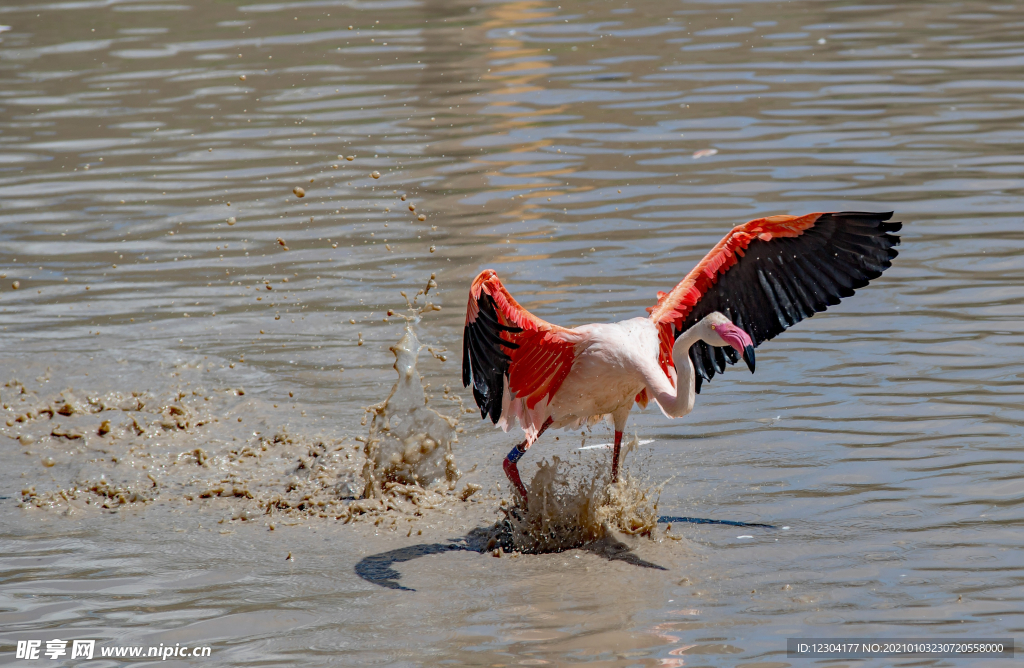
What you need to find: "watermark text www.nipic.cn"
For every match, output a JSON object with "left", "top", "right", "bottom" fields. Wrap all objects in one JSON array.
[{"left": 15, "top": 640, "right": 212, "bottom": 661}]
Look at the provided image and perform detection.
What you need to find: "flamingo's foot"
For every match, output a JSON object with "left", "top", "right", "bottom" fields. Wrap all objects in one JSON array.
[{"left": 503, "top": 446, "right": 529, "bottom": 508}]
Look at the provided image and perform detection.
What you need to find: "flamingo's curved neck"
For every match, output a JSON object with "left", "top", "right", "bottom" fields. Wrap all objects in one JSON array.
[{"left": 644, "top": 322, "right": 706, "bottom": 419}]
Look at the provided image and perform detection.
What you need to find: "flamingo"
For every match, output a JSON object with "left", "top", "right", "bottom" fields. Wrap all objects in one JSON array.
[{"left": 462, "top": 211, "right": 902, "bottom": 504}]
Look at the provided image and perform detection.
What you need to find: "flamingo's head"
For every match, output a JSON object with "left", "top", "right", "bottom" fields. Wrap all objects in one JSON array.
[{"left": 704, "top": 312, "right": 756, "bottom": 373}]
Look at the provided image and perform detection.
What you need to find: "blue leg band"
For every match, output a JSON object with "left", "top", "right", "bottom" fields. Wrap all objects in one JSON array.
[{"left": 506, "top": 445, "right": 525, "bottom": 464}]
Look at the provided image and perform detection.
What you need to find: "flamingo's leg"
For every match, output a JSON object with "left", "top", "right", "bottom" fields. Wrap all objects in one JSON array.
[
  {"left": 611, "top": 430, "right": 623, "bottom": 482},
  {"left": 610, "top": 407, "right": 630, "bottom": 483},
  {"left": 503, "top": 417, "right": 553, "bottom": 506},
  {"left": 502, "top": 448, "right": 529, "bottom": 505}
]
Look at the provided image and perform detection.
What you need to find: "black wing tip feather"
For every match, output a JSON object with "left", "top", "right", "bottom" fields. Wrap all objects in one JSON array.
[
  {"left": 461, "top": 325, "right": 472, "bottom": 388},
  {"left": 831, "top": 210, "right": 892, "bottom": 221},
  {"left": 462, "top": 292, "right": 519, "bottom": 424},
  {"left": 830, "top": 210, "right": 903, "bottom": 242}
]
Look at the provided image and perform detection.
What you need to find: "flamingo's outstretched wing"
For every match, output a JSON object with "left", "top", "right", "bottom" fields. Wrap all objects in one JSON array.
[
  {"left": 648, "top": 211, "right": 902, "bottom": 392},
  {"left": 463, "top": 270, "right": 581, "bottom": 423}
]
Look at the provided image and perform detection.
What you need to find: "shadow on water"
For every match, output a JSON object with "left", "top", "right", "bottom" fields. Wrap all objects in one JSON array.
[
  {"left": 356, "top": 542, "right": 467, "bottom": 591},
  {"left": 356, "top": 527, "right": 667, "bottom": 591}
]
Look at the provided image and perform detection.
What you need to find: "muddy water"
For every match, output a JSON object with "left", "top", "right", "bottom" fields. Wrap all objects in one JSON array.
[{"left": 2, "top": 0, "right": 1023, "bottom": 665}]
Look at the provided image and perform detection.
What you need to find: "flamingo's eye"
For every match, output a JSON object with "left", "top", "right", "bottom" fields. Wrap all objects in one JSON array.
[{"left": 711, "top": 324, "right": 716, "bottom": 330}]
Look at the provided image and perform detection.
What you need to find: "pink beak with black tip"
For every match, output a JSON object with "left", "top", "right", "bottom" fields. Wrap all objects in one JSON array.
[{"left": 716, "top": 322, "right": 756, "bottom": 373}]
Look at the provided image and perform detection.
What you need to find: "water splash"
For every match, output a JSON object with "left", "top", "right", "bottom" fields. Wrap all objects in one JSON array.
[
  {"left": 360, "top": 274, "right": 462, "bottom": 498},
  {"left": 492, "top": 436, "right": 662, "bottom": 553}
]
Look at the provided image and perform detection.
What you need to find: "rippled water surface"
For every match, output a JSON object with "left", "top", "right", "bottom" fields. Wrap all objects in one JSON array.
[{"left": 2, "top": 0, "right": 1023, "bottom": 665}]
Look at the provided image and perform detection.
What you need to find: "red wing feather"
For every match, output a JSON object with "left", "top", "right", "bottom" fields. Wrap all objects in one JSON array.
[
  {"left": 462, "top": 270, "right": 580, "bottom": 423},
  {"left": 648, "top": 212, "right": 901, "bottom": 390},
  {"left": 647, "top": 213, "right": 822, "bottom": 326}
]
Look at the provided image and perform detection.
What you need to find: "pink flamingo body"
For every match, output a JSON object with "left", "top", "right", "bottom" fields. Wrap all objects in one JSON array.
[{"left": 462, "top": 211, "right": 902, "bottom": 502}]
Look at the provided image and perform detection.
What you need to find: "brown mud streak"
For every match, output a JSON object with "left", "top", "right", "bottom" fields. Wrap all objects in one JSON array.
[{"left": 5, "top": 279, "right": 475, "bottom": 530}]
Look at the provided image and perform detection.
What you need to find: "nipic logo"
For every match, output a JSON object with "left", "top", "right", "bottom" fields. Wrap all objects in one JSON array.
[{"left": 16, "top": 640, "right": 94, "bottom": 660}]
